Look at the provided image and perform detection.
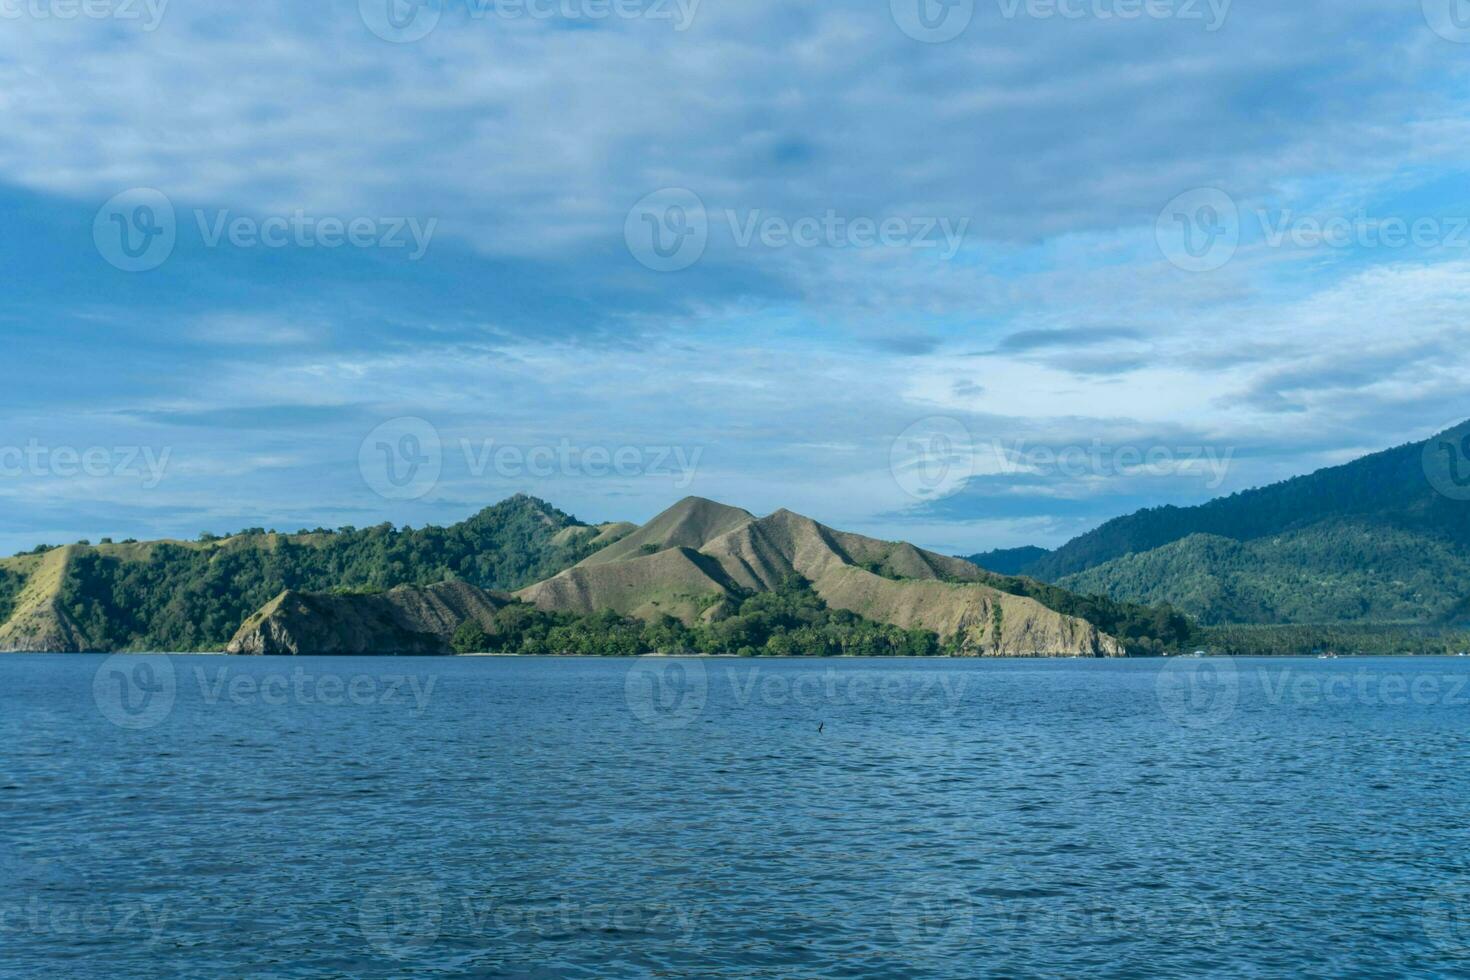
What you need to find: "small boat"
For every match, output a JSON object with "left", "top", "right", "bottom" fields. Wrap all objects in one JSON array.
[{"left": 1318, "top": 651, "right": 1339, "bottom": 660}]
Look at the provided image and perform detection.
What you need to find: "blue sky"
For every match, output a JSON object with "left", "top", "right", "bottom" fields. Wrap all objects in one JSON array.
[{"left": 3, "top": 0, "right": 1470, "bottom": 556}]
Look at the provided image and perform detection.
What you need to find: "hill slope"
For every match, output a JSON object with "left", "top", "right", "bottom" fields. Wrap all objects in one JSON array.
[
  {"left": 227, "top": 581, "right": 513, "bottom": 656},
  {"left": 518, "top": 498, "right": 1125, "bottom": 657},
  {"left": 1027, "top": 420, "right": 1470, "bottom": 626},
  {"left": 1029, "top": 420, "right": 1470, "bottom": 582},
  {"left": 0, "top": 495, "right": 626, "bottom": 652}
]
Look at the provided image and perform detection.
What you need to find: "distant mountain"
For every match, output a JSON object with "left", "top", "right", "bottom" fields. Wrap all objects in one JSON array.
[
  {"left": 1029, "top": 420, "right": 1470, "bottom": 626},
  {"left": 964, "top": 546, "right": 1051, "bottom": 576},
  {"left": 0, "top": 495, "right": 625, "bottom": 652}
]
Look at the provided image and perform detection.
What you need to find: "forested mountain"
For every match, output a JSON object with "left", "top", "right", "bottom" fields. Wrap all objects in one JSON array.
[
  {"left": 963, "top": 546, "right": 1052, "bottom": 576},
  {"left": 0, "top": 494, "right": 1195, "bottom": 655},
  {"left": 1028, "top": 421, "right": 1470, "bottom": 582},
  {"left": 0, "top": 495, "right": 629, "bottom": 652},
  {"left": 228, "top": 497, "right": 1196, "bottom": 658},
  {"left": 1008, "top": 420, "right": 1470, "bottom": 627}
]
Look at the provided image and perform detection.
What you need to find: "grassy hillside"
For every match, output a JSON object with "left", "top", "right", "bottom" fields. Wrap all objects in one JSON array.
[
  {"left": 517, "top": 498, "right": 1196, "bottom": 656},
  {"left": 964, "top": 570, "right": 1195, "bottom": 655},
  {"left": 238, "top": 576, "right": 950, "bottom": 658},
  {"left": 0, "top": 495, "right": 626, "bottom": 652}
]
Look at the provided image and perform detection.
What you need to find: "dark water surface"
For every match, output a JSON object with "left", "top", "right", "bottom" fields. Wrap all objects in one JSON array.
[{"left": 4, "top": 654, "right": 1470, "bottom": 978}]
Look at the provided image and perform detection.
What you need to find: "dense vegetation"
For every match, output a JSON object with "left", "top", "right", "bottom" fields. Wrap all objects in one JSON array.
[
  {"left": 861, "top": 556, "right": 1195, "bottom": 655},
  {"left": 969, "top": 570, "right": 1196, "bottom": 656},
  {"left": 452, "top": 577, "right": 946, "bottom": 657},
  {"left": 1027, "top": 427, "right": 1470, "bottom": 582},
  {"left": 0, "top": 568, "right": 22, "bottom": 624},
  {"left": 1058, "top": 521, "right": 1470, "bottom": 626},
  {"left": 956, "top": 422, "right": 1470, "bottom": 631},
  {"left": 56, "top": 496, "right": 617, "bottom": 651},
  {"left": 1200, "top": 624, "right": 1470, "bottom": 657}
]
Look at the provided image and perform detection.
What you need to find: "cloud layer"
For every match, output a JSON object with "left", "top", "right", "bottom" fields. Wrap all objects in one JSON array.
[{"left": 2, "top": 0, "right": 1469, "bottom": 554}]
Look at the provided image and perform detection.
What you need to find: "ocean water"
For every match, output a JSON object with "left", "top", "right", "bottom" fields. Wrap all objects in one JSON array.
[{"left": 3, "top": 654, "right": 1470, "bottom": 978}]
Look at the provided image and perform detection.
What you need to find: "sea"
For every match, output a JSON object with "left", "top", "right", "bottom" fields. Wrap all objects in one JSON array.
[{"left": 3, "top": 653, "right": 1470, "bottom": 978}]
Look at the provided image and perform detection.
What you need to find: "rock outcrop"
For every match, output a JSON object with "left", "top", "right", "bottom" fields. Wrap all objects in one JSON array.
[{"left": 226, "top": 581, "right": 512, "bottom": 655}]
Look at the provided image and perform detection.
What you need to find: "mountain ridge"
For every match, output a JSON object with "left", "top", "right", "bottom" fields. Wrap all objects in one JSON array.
[
  {"left": 994, "top": 420, "right": 1470, "bottom": 627},
  {"left": 514, "top": 497, "right": 1125, "bottom": 657},
  {"left": 0, "top": 495, "right": 622, "bottom": 652},
  {"left": 224, "top": 498, "right": 1130, "bottom": 657}
]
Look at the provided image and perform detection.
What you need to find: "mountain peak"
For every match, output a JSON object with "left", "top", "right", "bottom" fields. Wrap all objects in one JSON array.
[{"left": 575, "top": 496, "right": 754, "bottom": 568}]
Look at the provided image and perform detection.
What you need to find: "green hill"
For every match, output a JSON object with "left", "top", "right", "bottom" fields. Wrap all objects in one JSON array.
[
  {"left": 1024, "top": 420, "right": 1470, "bottom": 626},
  {"left": 0, "top": 495, "right": 626, "bottom": 652},
  {"left": 229, "top": 497, "right": 1193, "bottom": 657},
  {"left": 0, "top": 493, "right": 1194, "bottom": 656},
  {"left": 514, "top": 497, "right": 1182, "bottom": 656},
  {"left": 1029, "top": 420, "right": 1470, "bottom": 582}
]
